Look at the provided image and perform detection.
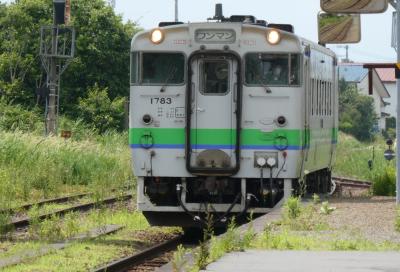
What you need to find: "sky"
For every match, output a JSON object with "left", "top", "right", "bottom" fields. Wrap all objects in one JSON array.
[
  {"left": 1, "top": 0, "right": 397, "bottom": 63},
  {"left": 113, "top": 0, "right": 396, "bottom": 63}
]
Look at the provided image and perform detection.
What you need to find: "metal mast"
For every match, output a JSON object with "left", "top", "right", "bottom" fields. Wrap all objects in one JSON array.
[
  {"left": 39, "top": 0, "right": 75, "bottom": 135},
  {"left": 175, "top": 0, "right": 178, "bottom": 22}
]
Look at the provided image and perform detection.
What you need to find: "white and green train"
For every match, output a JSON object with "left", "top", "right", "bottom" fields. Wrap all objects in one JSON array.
[{"left": 129, "top": 6, "right": 338, "bottom": 227}]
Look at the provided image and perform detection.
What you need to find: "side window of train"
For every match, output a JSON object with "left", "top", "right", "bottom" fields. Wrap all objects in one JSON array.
[
  {"left": 321, "top": 81, "right": 324, "bottom": 116},
  {"left": 316, "top": 80, "right": 320, "bottom": 116},
  {"left": 318, "top": 80, "right": 322, "bottom": 116},
  {"left": 329, "top": 82, "right": 332, "bottom": 115},
  {"left": 130, "top": 52, "right": 138, "bottom": 84},
  {"left": 141, "top": 53, "right": 185, "bottom": 84},
  {"left": 201, "top": 60, "right": 229, "bottom": 95},
  {"left": 311, "top": 79, "right": 315, "bottom": 116}
]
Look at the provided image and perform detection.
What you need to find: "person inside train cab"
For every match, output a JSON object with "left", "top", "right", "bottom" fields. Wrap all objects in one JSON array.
[{"left": 266, "top": 64, "right": 287, "bottom": 85}]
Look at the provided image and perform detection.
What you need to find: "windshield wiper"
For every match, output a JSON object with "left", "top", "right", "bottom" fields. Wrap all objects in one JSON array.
[
  {"left": 160, "top": 65, "right": 178, "bottom": 93},
  {"left": 256, "top": 77, "right": 272, "bottom": 94}
]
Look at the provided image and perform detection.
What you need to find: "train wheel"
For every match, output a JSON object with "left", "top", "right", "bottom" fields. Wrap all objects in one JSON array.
[{"left": 183, "top": 227, "right": 204, "bottom": 242}]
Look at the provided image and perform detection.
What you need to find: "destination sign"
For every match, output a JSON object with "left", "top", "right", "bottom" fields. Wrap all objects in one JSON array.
[{"left": 195, "top": 29, "right": 236, "bottom": 44}]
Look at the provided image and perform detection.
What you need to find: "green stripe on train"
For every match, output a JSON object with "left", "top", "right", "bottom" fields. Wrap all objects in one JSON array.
[{"left": 129, "top": 128, "right": 305, "bottom": 146}]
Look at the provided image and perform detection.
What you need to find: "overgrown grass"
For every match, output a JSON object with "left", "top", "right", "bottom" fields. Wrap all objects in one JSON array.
[
  {"left": 255, "top": 198, "right": 399, "bottom": 251},
  {"left": 333, "top": 132, "right": 392, "bottom": 181},
  {"left": 396, "top": 208, "right": 400, "bottom": 233},
  {"left": 334, "top": 132, "right": 397, "bottom": 196},
  {"left": 0, "top": 130, "right": 134, "bottom": 208},
  {"left": 277, "top": 197, "right": 330, "bottom": 231},
  {"left": 253, "top": 230, "right": 400, "bottom": 251}
]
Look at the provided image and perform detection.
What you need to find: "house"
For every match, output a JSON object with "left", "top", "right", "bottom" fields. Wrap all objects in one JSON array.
[
  {"left": 376, "top": 68, "right": 396, "bottom": 120},
  {"left": 338, "top": 63, "right": 390, "bottom": 131}
]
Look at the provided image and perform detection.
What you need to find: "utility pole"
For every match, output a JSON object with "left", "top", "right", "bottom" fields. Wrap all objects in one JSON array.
[
  {"left": 337, "top": 45, "right": 350, "bottom": 62},
  {"left": 390, "top": 0, "right": 400, "bottom": 205},
  {"left": 396, "top": 0, "right": 400, "bottom": 205},
  {"left": 175, "top": 0, "right": 178, "bottom": 22},
  {"left": 344, "top": 45, "right": 349, "bottom": 62}
]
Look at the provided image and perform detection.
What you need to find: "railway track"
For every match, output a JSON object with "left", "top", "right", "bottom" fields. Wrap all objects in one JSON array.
[
  {"left": 323, "top": 0, "right": 372, "bottom": 11},
  {"left": 1, "top": 192, "right": 89, "bottom": 214},
  {"left": 331, "top": 176, "right": 372, "bottom": 196},
  {"left": 92, "top": 235, "right": 184, "bottom": 272},
  {"left": 320, "top": 17, "right": 354, "bottom": 42},
  {"left": 6, "top": 193, "right": 133, "bottom": 231}
]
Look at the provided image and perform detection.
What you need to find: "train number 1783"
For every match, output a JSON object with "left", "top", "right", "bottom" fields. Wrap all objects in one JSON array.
[{"left": 150, "top": 97, "right": 172, "bottom": 104}]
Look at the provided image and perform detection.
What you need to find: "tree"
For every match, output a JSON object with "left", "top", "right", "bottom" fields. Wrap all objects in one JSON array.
[
  {"left": 0, "top": 0, "right": 52, "bottom": 105},
  {"left": 0, "top": 0, "right": 138, "bottom": 120},
  {"left": 78, "top": 84, "right": 125, "bottom": 133},
  {"left": 339, "top": 80, "right": 378, "bottom": 141}
]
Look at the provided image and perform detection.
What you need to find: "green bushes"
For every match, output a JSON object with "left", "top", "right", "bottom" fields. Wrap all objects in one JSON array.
[
  {"left": 372, "top": 166, "right": 396, "bottom": 196},
  {"left": 0, "top": 100, "right": 43, "bottom": 132},
  {"left": 78, "top": 84, "right": 126, "bottom": 133}
]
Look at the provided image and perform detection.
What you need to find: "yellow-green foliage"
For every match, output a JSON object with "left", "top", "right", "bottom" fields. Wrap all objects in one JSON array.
[
  {"left": 396, "top": 209, "right": 400, "bottom": 233},
  {"left": 0, "top": 131, "right": 133, "bottom": 205},
  {"left": 281, "top": 198, "right": 329, "bottom": 231}
]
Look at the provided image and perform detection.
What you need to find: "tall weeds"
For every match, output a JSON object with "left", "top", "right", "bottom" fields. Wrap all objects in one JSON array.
[{"left": 0, "top": 131, "right": 133, "bottom": 204}]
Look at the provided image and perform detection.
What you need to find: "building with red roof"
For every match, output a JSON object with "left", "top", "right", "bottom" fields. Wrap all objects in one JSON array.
[{"left": 376, "top": 68, "right": 396, "bottom": 120}]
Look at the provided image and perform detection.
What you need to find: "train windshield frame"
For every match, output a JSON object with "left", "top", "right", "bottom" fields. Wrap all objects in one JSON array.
[
  {"left": 130, "top": 52, "right": 185, "bottom": 85},
  {"left": 245, "top": 53, "right": 301, "bottom": 86}
]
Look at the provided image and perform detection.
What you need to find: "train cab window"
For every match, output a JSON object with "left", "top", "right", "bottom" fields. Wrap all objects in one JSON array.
[
  {"left": 201, "top": 61, "right": 229, "bottom": 95},
  {"left": 141, "top": 53, "right": 184, "bottom": 84},
  {"left": 130, "top": 52, "right": 138, "bottom": 84},
  {"left": 245, "top": 53, "right": 300, "bottom": 86}
]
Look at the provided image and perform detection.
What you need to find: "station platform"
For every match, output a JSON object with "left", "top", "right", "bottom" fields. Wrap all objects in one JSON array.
[
  {"left": 203, "top": 250, "right": 400, "bottom": 272},
  {"left": 157, "top": 198, "right": 400, "bottom": 272}
]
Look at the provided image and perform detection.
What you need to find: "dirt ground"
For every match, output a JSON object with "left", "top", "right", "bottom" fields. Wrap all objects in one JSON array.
[{"left": 327, "top": 196, "right": 400, "bottom": 243}]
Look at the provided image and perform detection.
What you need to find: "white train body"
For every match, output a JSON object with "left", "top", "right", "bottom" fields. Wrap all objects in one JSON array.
[{"left": 129, "top": 16, "right": 338, "bottom": 227}]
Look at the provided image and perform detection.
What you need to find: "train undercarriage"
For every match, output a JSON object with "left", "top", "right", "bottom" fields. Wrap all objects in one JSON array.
[{"left": 138, "top": 168, "right": 332, "bottom": 227}]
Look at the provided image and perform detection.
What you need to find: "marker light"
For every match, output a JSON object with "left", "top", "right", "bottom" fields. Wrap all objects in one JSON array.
[
  {"left": 267, "top": 29, "right": 281, "bottom": 45},
  {"left": 142, "top": 114, "right": 153, "bottom": 125},
  {"left": 267, "top": 157, "right": 277, "bottom": 168},
  {"left": 256, "top": 157, "right": 267, "bottom": 167},
  {"left": 150, "top": 29, "right": 164, "bottom": 44}
]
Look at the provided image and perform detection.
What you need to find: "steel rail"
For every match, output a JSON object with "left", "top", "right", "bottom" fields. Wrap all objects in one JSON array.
[
  {"left": 332, "top": 176, "right": 372, "bottom": 191},
  {"left": 0, "top": 193, "right": 89, "bottom": 214},
  {"left": 7, "top": 194, "right": 133, "bottom": 230},
  {"left": 92, "top": 235, "right": 184, "bottom": 272}
]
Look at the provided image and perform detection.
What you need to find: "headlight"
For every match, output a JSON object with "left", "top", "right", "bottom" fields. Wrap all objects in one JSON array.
[
  {"left": 150, "top": 29, "right": 164, "bottom": 44},
  {"left": 267, "top": 29, "right": 281, "bottom": 45}
]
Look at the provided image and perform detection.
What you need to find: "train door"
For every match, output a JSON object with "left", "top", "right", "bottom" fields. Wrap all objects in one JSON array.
[{"left": 186, "top": 54, "right": 241, "bottom": 175}]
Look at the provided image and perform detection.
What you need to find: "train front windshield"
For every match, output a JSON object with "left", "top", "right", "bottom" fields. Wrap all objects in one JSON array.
[{"left": 245, "top": 53, "right": 301, "bottom": 86}]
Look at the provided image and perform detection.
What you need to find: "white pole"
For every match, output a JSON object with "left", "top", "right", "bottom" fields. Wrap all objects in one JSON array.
[
  {"left": 175, "top": 0, "right": 178, "bottom": 22},
  {"left": 396, "top": 0, "right": 400, "bottom": 205}
]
